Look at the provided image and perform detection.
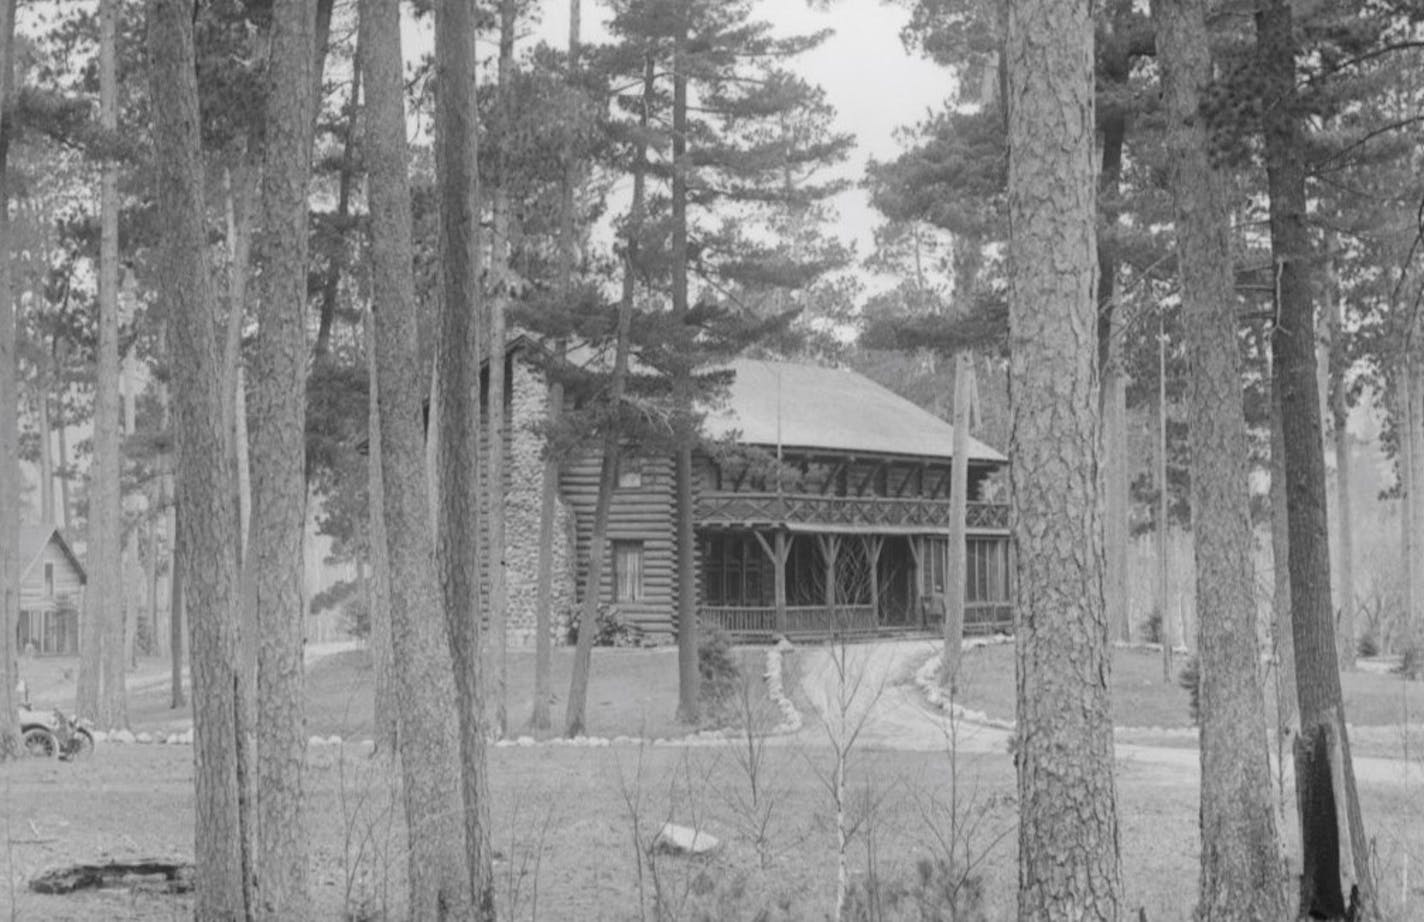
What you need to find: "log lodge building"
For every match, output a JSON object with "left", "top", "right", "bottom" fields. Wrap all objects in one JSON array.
[{"left": 489, "top": 339, "right": 1012, "bottom": 644}]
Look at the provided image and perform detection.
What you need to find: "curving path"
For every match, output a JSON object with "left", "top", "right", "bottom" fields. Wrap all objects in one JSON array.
[{"left": 792, "top": 639, "right": 1424, "bottom": 789}]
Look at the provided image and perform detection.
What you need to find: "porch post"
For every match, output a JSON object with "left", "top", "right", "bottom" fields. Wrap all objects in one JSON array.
[
  {"left": 863, "top": 535, "right": 884, "bottom": 625},
  {"left": 907, "top": 536, "right": 924, "bottom": 627},
  {"left": 753, "top": 530, "right": 791, "bottom": 635},
  {"left": 816, "top": 533, "right": 839, "bottom": 611}
]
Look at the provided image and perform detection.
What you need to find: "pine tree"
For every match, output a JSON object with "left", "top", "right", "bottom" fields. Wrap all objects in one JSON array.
[
  {"left": 248, "top": 0, "right": 318, "bottom": 914},
  {"left": 360, "top": 0, "right": 471, "bottom": 913},
  {"left": 1153, "top": 0, "right": 1285, "bottom": 915},
  {"left": 434, "top": 0, "right": 496, "bottom": 911},
  {"left": 0, "top": 0, "right": 17, "bottom": 761},
  {"left": 1006, "top": 0, "right": 1121, "bottom": 918},
  {"left": 148, "top": 0, "right": 249, "bottom": 911}
]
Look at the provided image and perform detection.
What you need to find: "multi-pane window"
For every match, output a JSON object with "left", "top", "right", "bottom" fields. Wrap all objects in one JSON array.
[
  {"left": 44, "top": 562, "right": 54, "bottom": 598},
  {"left": 617, "top": 456, "right": 643, "bottom": 489},
  {"left": 614, "top": 541, "right": 645, "bottom": 602},
  {"left": 701, "top": 534, "right": 772, "bottom": 606},
  {"left": 966, "top": 538, "right": 1009, "bottom": 603}
]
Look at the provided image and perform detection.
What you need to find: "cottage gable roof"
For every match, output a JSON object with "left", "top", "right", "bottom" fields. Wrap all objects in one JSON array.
[
  {"left": 705, "top": 358, "right": 1006, "bottom": 463},
  {"left": 17, "top": 525, "right": 87, "bottom": 584}
]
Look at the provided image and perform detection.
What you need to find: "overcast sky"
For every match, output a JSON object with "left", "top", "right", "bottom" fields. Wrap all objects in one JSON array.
[{"left": 531, "top": 0, "right": 954, "bottom": 260}]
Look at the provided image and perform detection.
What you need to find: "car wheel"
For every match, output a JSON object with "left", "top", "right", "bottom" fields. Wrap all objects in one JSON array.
[
  {"left": 22, "top": 726, "right": 58, "bottom": 758},
  {"left": 66, "top": 728, "right": 95, "bottom": 760}
]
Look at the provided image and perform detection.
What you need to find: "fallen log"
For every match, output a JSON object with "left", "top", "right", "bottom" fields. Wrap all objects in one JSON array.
[{"left": 29, "top": 858, "right": 195, "bottom": 895}]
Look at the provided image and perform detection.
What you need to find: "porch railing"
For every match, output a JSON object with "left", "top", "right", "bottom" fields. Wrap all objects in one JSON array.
[
  {"left": 702, "top": 604, "right": 878, "bottom": 639},
  {"left": 920, "top": 601, "right": 1014, "bottom": 636},
  {"left": 695, "top": 491, "right": 1009, "bottom": 531}
]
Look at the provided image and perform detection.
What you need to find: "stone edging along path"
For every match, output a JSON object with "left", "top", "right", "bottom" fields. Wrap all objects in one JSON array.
[
  {"left": 915, "top": 638, "right": 1424, "bottom": 742},
  {"left": 88, "top": 640, "right": 808, "bottom": 753}
]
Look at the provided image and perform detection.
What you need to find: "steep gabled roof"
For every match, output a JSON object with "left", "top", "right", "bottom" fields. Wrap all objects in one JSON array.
[
  {"left": 704, "top": 358, "right": 1006, "bottom": 463},
  {"left": 17, "top": 525, "right": 87, "bottom": 584}
]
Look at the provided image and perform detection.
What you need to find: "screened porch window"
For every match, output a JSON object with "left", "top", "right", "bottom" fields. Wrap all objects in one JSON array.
[{"left": 614, "top": 541, "right": 645, "bottom": 602}]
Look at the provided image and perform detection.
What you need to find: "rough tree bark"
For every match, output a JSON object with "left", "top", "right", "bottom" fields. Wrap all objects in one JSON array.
[
  {"left": 433, "top": 0, "right": 496, "bottom": 913},
  {"left": 365, "top": 310, "right": 396, "bottom": 753},
  {"left": 1323, "top": 245, "right": 1355, "bottom": 668},
  {"left": 1257, "top": 2, "right": 1372, "bottom": 916},
  {"left": 359, "top": 0, "right": 471, "bottom": 914},
  {"left": 1005, "top": 0, "right": 1122, "bottom": 918},
  {"left": 148, "top": 0, "right": 248, "bottom": 913},
  {"left": 248, "top": 0, "right": 317, "bottom": 915},
  {"left": 1153, "top": 1, "right": 1286, "bottom": 916},
  {"left": 0, "top": 0, "right": 17, "bottom": 761},
  {"left": 78, "top": 0, "right": 128, "bottom": 732},
  {"left": 532, "top": 0, "right": 581, "bottom": 733}
]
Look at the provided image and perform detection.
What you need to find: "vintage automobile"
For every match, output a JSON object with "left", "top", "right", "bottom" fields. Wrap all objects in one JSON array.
[{"left": 19, "top": 705, "right": 95, "bottom": 759}]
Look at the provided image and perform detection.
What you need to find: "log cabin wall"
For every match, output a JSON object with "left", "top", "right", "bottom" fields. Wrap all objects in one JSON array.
[{"left": 558, "top": 451, "right": 680, "bottom": 637}]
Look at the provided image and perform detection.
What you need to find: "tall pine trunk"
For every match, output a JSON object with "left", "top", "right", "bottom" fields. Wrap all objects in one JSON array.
[
  {"left": 365, "top": 309, "right": 396, "bottom": 752},
  {"left": 1257, "top": 2, "right": 1372, "bottom": 915},
  {"left": 532, "top": 0, "right": 581, "bottom": 732},
  {"left": 1154, "top": 1, "right": 1286, "bottom": 915},
  {"left": 671, "top": 0, "right": 700, "bottom": 725},
  {"left": 249, "top": 0, "right": 317, "bottom": 914},
  {"left": 1324, "top": 245, "right": 1355, "bottom": 668},
  {"left": 360, "top": 0, "right": 471, "bottom": 914},
  {"left": 1006, "top": 0, "right": 1121, "bottom": 917},
  {"left": 485, "top": 0, "right": 516, "bottom": 740},
  {"left": 565, "top": 47, "right": 651, "bottom": 738},
  {"left": 433, "top": 0, "right": 496, "bottom": 913},
  {"left": 79, "top": 0, "right": 128, "bottom": 731},
  {"left": 148, "top": 0, "right": 248, "bottom": 912},
  {"left": 0, "top": 0, "right": 17, "bottom": 761}
]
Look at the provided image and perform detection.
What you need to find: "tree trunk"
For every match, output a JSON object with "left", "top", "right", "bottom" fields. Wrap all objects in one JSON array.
[
  {"left": 360, "top": 0, "right": 472, "bottom": 914},
  {"left": 147, "top": 0, "right": 248, "bottom": 913},
  {"left": 433, "top": 0, "right": 496, "bottom": 913},
  {"left": 248, "top": 0, "right": 317, "bottom": 914},
  {"left": 170, "top": 505, "right": 186, "bottom": 709},
  {"left": 564, "top": 310, "right": 631, "bottom": 738},
  {"left": 1269, "top": 359, "right": 1297, "bottom": 735},
  {"left": 531, "top": 0, "right": 581, "bottom": 734},
  {"left": 1407, "top": 353, "right": 1424, "bottom": 650},
  {"left": 1157, "top": 309, "right": 1172, "bottom": 679},
  {"left": 1324, "top": 243, "right": 1356, "bottom": 668},
  {"left": 1154, "top": 2, "right": 1286, "bottom": 915},
  {"left": 365, "top": 310, "right": 396, "bottom": 752},
  {"left": 313, "top": 61, "right": 360, "bottom": 362},
  {"left": 484, "top": 0, "right": 517, "bottom": 741},
  {"left": 941, "top": 349, "right": 970, "bottom": 690},
  {"left": 38, "top": 382, "right": 54, "bottom": 524},
  {"left": 1102, "top": 341, "right": 1130, "bottom": 642},
  {"left": 1256, "top": 3, "right": 1372, "bottom": 915},
  {"left": 565, "top": 46, "right": 649, "bottom": 735},
  {"left": 57, "top": 412, "right": 72, "bottom": 528},
  {"left": 80, "top": 0, "right": 128, "bottom": 732},
  {"left": 0, "top": 0, "right": 18, "bottom": 761},
  {"left": 1005, "top": 0, "right": 1121, "bottom": 917},
  {"left": 671, "top": 0, "right": 700, "bottom": 726}
]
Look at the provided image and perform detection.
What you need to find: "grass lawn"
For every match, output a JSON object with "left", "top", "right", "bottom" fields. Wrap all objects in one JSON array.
[
  {"left": 59, "top": 644, "right": 782, "bottom": 743},
  {"left": 4, "top": 733, "right": 1422, "bottom": 920},
  {"left": 956, "top": 642, "right": 1424, "bottom": 731}
]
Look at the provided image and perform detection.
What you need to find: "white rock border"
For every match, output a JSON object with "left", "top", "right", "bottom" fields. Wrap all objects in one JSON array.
[{"left": 913, "top": 636, "right": 1204, "bottom": 737}]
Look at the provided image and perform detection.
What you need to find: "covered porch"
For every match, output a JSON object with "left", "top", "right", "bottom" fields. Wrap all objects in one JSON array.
[{"left": 699, "top": 525, "right": 1011, "bottom": 642}]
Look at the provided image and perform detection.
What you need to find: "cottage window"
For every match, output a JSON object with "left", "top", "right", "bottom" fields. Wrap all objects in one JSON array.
[
  {"left": 617, "top": 457, "right": 643, "bottom": 489},
  {"left": 44, "top": 562, "right": 54, "bottom": 598},
  {"left": 614, "top": 541, "right": 645, "bottom": 602}
]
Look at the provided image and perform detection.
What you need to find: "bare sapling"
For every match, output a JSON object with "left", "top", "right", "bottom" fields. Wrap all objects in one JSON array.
[{"left": 806, "top": 632, "right": 889, "bottom": 920}]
